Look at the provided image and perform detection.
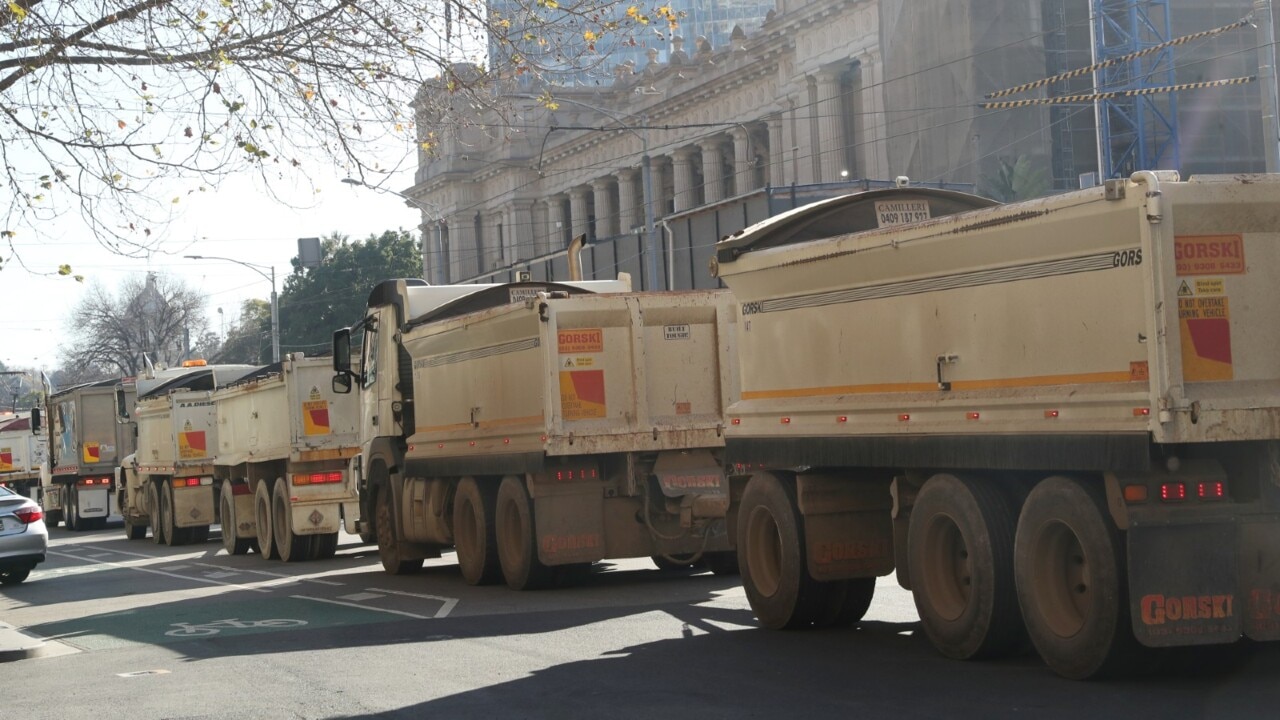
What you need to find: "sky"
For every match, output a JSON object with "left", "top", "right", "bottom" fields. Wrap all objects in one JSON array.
[{"left": 0, "top": 168, "right": 421, "bottom": 373}]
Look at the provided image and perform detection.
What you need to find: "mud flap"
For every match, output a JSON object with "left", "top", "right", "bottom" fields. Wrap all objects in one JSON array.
[
  {"left": 172, "top": 486, "right": 215, "bottom": 528},
  {"left": 1241, "top": 520, "right": 1280, "bottom": 641},
  {"left": 232, "top": 491, "right": 256, "bottom": 539},
  {"left": 533, "top": 488, "right": 606, "bottom": 566},
  {"left": 796, "top": 475, "right": 894, "bottom": 582},
  {"left": 1128, "top": 523, "right": 1241, "bottom": 647},
  {"left": 290, "top": 502, "right": 342, "bottom": 536}
]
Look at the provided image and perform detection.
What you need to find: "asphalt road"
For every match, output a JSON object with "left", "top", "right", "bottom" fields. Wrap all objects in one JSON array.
[{"left": 1, "top": 523, "right": 1276, "bottom": 719}]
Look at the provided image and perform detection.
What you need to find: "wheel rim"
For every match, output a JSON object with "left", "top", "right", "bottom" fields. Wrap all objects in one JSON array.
[
  {"left": 1030, "top": 520, "right": 1090, "bottom": 638},
  {"left": 919, "top": 512, "right": 971, "bottom": 622},
  {"left": 745, "top": 505, "right": 783, "bottom": 598}
]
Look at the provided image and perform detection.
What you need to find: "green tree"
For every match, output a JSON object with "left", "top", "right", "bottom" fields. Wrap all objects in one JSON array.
[
  {"left": 0, "top": 1, "right": 675, "bottom": 272},
  {"left": 209, "top": 299, "right": 271, "bottom": 364},
  {"left": 277, "top": 229, "right": 422, "bottom": 354}
]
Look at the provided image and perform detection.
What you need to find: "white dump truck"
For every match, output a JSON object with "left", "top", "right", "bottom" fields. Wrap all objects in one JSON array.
[
  {"left": 37, "top": 377, "right": 136, "bottom": 529},
  {"left": 332, "top": 277, "right": 740, "bottom": 588},
  {"left": 213, "top": 354, "right": 362, "bottom": 561},
  {"left": 120, "top": 362, "right": 256, "bottom": 544},
  {"left": 0, "top": 411, "right": 45, "bottom": 499},
  {"left": 710, "top": 172, "right": 1280, "bottom": 678}
]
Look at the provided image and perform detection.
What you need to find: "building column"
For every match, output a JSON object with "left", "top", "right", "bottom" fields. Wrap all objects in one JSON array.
[
  {"left": 591, "top": 178, "right": 616, "bottom": 239},
  {"left": 506, "top": 202, "right": 533, "bottom": 260},
  {"left": 447, "top": 215, "right": 476, "bottom": 280},
  {"left": 815, "top": 69, "right": 847, "bottom": 183},
  {"left": 531, "top": 201, "right": 549, "bottom": 257},
  {"left": 731, "top": 126, "right": 754, "bottom": 195},
  {"left": 569, "top": 187, "right": 591, "bottom": 243},
  {"left": 671, "top": 148, "right": 696, "bottom": 212},
  {"left": 767, "top": 114, "right": 786, "bottom": 186},
  {"left": 859, "top": 51, "right": 889, "bottom": 180},
  {"left": 617, "top": 169, "right": 639, "bottom": 231},
  {"left": 545, "top": 196, "right": 567, "bottom": 251},
  {"left": 699, "top": 139, "right": 725, "bottom": 204}
]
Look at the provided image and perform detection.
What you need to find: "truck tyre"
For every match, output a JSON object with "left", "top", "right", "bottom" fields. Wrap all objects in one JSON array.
[
  {"left": 907, "top": 473, "right": 1025, "bottom": 660},
  {"left": 703, "top": 551, "right": 740, "bottom": 576},
  {"left": 651, "top": 553, "right": 700, "bottom": 571},
  {"left": 65, "top": 487, "right": 80, "bottom": 531},
  {"left": 495, "top": 475, "right": 554, "bottom": 590},
  {"left": 374, "top": 484, "right": 423, "bottom": 575},
  {"left": 815, "top": 578, "right": 877, "bottom": 628},
  {"left": 738, "top": 472, "right": 826, "bottom": 629},
  {"left": 220, "top": 482, "right": 252, "bottom": 555},
  {"left": 45, "top": 509, "right": 63, "bottom": 528},
  {"left": 273, "top": 481, "right": 310, "bottom": 562},
  {"left": 124, "top": 516, "right": 147, "bottom": 540},
  {"left": 147, "top": 482, "right": 166, "bottom": 545},
  {"left": 454, "top": 477, "right": 501, "bottom": 585},
  {"left": 255, "top": 481, "right": 280, "bottom": 560},
  {"left": 309, "top": 532, "right": 338, "bottom": 561},
  {"left": 1015, "top": 476, "right": 1137, "bottom": 680},
  {"left": 161, "top": 482, "right": 187, "bottom": 546}
]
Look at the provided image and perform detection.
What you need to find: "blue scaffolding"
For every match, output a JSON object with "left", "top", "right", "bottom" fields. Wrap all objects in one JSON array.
[{"left": 1093, "top": 0, "right": 1181, "bottom": 178}]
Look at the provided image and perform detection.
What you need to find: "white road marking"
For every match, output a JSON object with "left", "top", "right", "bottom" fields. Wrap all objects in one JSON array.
[
  {"left": 367, "top": 587, "right": 459, "bottom": 618},
  {"left": 117, "top": 670, "right": 171, "bottom": 678},
  {"left": 160, "top": 564, "right": 190, "bottom": 571},
  {"left": 337, "top": 592, "right": 385, "bottom": 602},
  {"left": 46, "top": 551, "right": 270, "bottom": 593},
  {"left": 190, "top": 562, "right": 345, "bottom": 586},
  {"left": 203, "top": 571, "right": 239, "bottom": 579},
  {"left": 86, "top": 553, "right": 114, "bottom": 558},
  {"left": 292, "top": 595, "right": 434, "bottom": 620}
]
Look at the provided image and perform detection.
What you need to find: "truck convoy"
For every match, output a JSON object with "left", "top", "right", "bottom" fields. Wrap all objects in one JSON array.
[
  {"left": 212, "top": 354, "right": 363, "bottom": 561},
  {"left": 41, "top": 377, "right": 137, "bottom": 530},
  {"left": 331, "top": 277, "right": 740, "bottom": 588},
  {"left": 0, "top": 411, "right": 46, "bottom": 498}
]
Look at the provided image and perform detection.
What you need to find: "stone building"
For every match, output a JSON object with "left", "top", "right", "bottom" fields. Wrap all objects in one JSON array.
[{"left": 406, "top": 0, "right": 1275, "bottom": 288}]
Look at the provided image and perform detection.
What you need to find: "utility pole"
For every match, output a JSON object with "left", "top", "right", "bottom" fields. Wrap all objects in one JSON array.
[{"left": 1257, "top": 0, "right": 1280, "bottom": 171}]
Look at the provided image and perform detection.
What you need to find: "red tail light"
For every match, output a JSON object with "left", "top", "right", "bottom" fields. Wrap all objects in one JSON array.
[
  {"left": 294, "top": 472, "right": 343, "bottom": 486},
  {"left": 1160, "top": 482, "right": 1187, "bottom": 502},
  {"left": 1197, "top": 481, "right": 1226, "bottom": 500},
  {"left": 13, "top": 506, "right": 43, "bottom": 524}
]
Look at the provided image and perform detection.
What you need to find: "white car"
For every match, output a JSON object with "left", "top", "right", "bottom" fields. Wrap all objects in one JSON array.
[{"left": 0, "top": 485, "right": 48, "bottom": 585}]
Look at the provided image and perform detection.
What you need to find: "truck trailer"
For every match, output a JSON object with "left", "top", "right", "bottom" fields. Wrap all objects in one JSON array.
[
  {"left": 711, "top": 172, "right": 1280, "bottom": 678},
  {"left": 213, "top": 354, "right": 362, "bottom": 561},
  {"left": 332, "top": 277, "right": 740, "bottom": 588},
  {"left": 39, "top": 377, "right": 136, "bottom": 530},
  {"left": 0, "top": 412, "right": 46, "bottom": 500},
  {"left": 120, "top": 362, "right": 256, "bottom": 544}
]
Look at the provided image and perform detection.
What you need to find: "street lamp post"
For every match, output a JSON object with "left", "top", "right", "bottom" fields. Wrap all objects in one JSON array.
[
  {"left": 185, "top": 255, "right": 279, "bottom": 363},
  {"left": 341, "top": 178, "right": 446, "bottom": 285}
]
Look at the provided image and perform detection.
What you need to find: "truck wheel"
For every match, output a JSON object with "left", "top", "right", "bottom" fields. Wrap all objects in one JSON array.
[
  {"left": 255, "top": 481, "right": 279, "bottom": 560},
  {"left": 147, "top": 482, "right": 166, "bottom": 545},
  {"left": 374, "top": 485, "right": 423, "bottom": 575},
  {"left": 45, "top": 509, "right": 62, "bottom": 528},
  {"left": 220, "top": 482, "right": 252, "bottom": 555},
  {"left": 815, "top": 578, "right": 877, "bottom": 627},
  {"left": 66, "top": 487, "right": 80, "bottom": 531},
  {"left": 907, "top": 473, "right": 1025, "bottom": 660},
  {"left": 309, "top": 532, "right": 338, "bottom": 561},
  {"left": 273, "top": 481, "right": 310, "bottom": 562},
  {"left": 189, "top": 525, "right": 210, "bottom": 544},
  {"left": 703, "top": 551, "right": 740, "bottom": 576},
  {"left": 124, "top": 516, "right": 147, "bottom": 540},
  {"left": 495, "top": 475, "right": 554, "bottom": 590},
  {"left": 454, "top": 477, "right": 501, "bottom": 585},
  {"left": 738, "top": 472, "right": 825, "bottom": 629},
  {"left": 651, "top": 553, "right": 700, "bottom": 571},
  {"left": 161, "top": 482, "right": 186, "bottom": 546},
  {"left": 1015, "top": 476, "right": 1136, "bottom": 680}
]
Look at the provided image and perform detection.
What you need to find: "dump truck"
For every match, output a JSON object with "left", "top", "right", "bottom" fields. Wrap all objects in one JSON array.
[
  {"left": 37, "top": 377, "right": 137, "bottom": 530},
  {"left": 332, "top": 277, "right": 740, "bottom": 588},
  {"left": 213, "top": 354, "right": 362, "bottom": 561},
  {"left": 119, "top": 362, "right": 256, "bottom": 544},
  {"left": 710, "top": 172, "right": 1280, "bottom": 678},
  {"left": 0, "top": 411, "right": 46, "bottom": 499}
]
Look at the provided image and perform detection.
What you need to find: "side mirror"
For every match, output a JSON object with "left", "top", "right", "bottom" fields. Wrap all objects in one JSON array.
[
  {"left": 332, "top": 373, "right": 353, "bottom": 395},
  {"left": 30, "top": 407, "right": 41, "bottom": 433},
  {"left": 333, "top": 328, "right": 352, "bottom": 374},
  {"left": 116, "top": 387, "right": 131, "bottom": 419}
]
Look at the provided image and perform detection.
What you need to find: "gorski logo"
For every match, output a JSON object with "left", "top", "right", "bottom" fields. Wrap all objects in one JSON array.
[{"left": 741, "top": 301, "right": 764, "bottom": 315}]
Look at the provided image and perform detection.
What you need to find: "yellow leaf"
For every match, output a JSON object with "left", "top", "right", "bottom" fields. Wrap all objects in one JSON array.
[
  {"left": 7, "top": 2, "right": 27, "bottom": 21},
  {"left": 583, "top": 30, "right": 597, "bottom": 42},
  {"left": 172, "top": 197, "right": 181, "bottom": 204},
  {"left": 57, "top": 264, "right": 72, "bottom": 276}
]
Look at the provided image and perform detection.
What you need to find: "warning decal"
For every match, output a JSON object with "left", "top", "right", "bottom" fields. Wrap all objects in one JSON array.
[
  {"left": 1178, "top": 297, "right": 1233, "bottom": 381},
  {"left": 558, "top": 329, "right": 603, "bottom": 354},
  {"left": 1175, "top": 235, "right": 1245, "bottom": 276},
  {"left": 0, "top": 448, "right": 12, "bottom": 471},
  {"left": 178, "top": 430, "right": 208, "bottom": 460},
  {"left": 82, "top": 442, "right": 101, "bottom": 464},
  {"left": 559, "top": 370, "right": 607, "bottom": 420},
  {"left": 303, "top": 400, "right": 331, "bottom": 436}
]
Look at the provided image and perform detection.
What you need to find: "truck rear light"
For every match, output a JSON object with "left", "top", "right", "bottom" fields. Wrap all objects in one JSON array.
[
  {"left": 898, "top": 414, "right": 911, "bottom": 422},
  {"left": 77, "top": 477, "right": 110, "bottom": 487},
  {"left": 1197, "top": 481, "right": 1226, "bottom": 500},
  {"left": 1045, "top": 409, "right": 1059, "bottom": 419},
  {"left": 836, "top": 416, "right": 848, "bottom": 423},
  {"left": 13, "top": 506, "right": 43, "bottom": 524},
  {"left": 295, "top": 472, "right": 343, "bottom": 486},
  {"left": 966, "top": 412, "right": 980, "bottom": 420},
  {"left": 171, "top": 477, "right": 201, "bottom": 488},
  {"left": 554, "top": 466, "right": 599, "bottom": 482},
  {"left": 1123, "top": 484, "right": 1148, "bottom": 502},
  {"left": 1160, "top": 482, "right": 1187, "bottom": 502},
  {"left": 1133, "top": 407, "right": 1151, "bottom": 417}
]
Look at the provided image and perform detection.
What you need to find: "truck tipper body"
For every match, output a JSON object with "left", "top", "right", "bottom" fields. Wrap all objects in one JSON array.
[
  {"left": 333, "top": 278, "right": 741, "bottom": 587},
  {"left": 120, "top": 363, "right": 256, "bottom": 544},
  {"left": 711, "top": 172, "right": 1280, "bottom": 678},
  {"left": 212, "top": 354, "right": 362, "bottom": 561},
  {"left": 0, "top": 412, "right": 46, "bottom": 498},
  {"left": 40, "top": 377, "right": 136, "bottom": 530}
]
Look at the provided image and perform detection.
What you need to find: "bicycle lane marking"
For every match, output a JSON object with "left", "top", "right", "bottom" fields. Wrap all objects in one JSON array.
[{"left": 45, "top": 550, "right": 271, "bottom": 594}]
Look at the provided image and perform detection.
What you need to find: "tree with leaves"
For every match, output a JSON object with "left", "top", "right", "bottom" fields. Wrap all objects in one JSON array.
[
  {"left": 0, "top": 1, "right": 674, "bottom": 274},
  {"left": 276, "top": 228, "right": 421, "bottom": 354},
  {"left": 211, "top": 298, "right": 271, "bottom": 364},
  {"left": 62, "top": 272, "right": 209, "bottom": 376}
]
